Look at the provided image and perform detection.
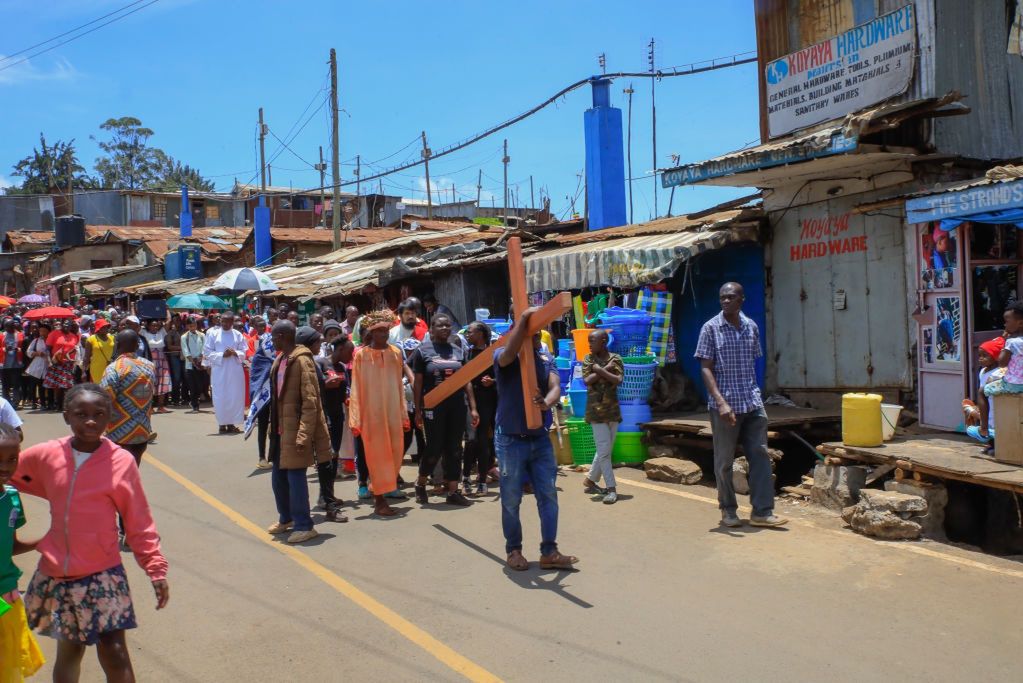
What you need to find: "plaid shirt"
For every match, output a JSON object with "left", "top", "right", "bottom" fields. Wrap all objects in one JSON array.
[{"left": 694, "top": 311, "right": 763, "bottom": 414}]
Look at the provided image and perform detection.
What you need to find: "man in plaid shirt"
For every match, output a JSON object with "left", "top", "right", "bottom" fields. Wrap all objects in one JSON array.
[{"left": 695, "top": 283, "right": 787, "bottom": 529}]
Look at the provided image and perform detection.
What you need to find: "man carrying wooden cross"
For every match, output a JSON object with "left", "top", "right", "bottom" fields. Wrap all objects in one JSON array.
[{"left": 424, "top": 237, "right": 578, "bottom": 571}]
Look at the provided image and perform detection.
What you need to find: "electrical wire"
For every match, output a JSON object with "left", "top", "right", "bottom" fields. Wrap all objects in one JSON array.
[
  {"left": 0, "top": 0, "right": 148, "bottom": 64},
  {"left": 0, "top": 0, "right": 161, "bottom": 73}
]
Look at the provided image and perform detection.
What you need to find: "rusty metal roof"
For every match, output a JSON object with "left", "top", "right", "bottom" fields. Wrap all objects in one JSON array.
[{"left": 553, "top": 204, "right": 763, "bottom": 246}]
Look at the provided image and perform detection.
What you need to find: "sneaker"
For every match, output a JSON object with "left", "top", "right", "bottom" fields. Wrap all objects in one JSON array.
[
  {"left": 750, "top": 514, "right": 788, "bottom": 528},
  {"left": 266, "top": 521, "right": 294, "bottom": 535},
  {"left": 357, "top": 485, "right": 371, "bottom": 500},
  {"left": 462, "top": 478, "right": 472, "bottom": 494},
  {"left": 286, "top": 529, "right": 319, "bottom": 544},
  {"left": 602, "top": 491, "right": 618, "bottom": 505},
  {"left": 257, "top": 458, "right": 272, "bottom": 470},
  {"left": 446, "top": 491, "right": 472, "bottom": 507},
  {"left": 384, "top": 489, "right": 407, "bottom": 500},
  {"left": 721, "top": 513, "right": 742, "bottom": 528},
  {"left": 476, "top": 482, "right": 488, "bottom": 496}
]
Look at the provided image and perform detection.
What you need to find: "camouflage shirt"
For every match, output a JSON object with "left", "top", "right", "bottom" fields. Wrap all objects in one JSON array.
[{"left": 582, "top": 352, "right": 624, "bottom": 424}]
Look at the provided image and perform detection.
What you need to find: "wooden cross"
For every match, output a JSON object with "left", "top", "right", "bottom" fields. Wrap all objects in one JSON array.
[{"left": 423, "top": 236, "right": 572, "bottom": 429}]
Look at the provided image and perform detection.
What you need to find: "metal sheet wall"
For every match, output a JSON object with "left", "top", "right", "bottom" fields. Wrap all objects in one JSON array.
[{"left": 768, "top": 190, "right": 912, "bottom": 391}]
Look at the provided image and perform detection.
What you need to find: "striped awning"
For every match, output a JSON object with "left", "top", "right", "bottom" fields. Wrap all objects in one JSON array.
[{"left": 524, "top": 229, "right": 743, "bottom": 292}]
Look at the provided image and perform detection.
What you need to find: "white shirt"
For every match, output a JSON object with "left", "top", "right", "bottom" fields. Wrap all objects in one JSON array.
[
  {"left": 72, "top": 448, "right": 93, "bottom": 470},
  {"left": 0, "top": 398, "right": 22, "bottom": 429},
  {"left": 142, "top": 329, "right": 167, "bottom": 352}
]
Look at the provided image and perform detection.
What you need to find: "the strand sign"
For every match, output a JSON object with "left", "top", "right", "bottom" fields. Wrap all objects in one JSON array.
[{"left": 766, "top": 5, "right": 916, "bottom": 138}]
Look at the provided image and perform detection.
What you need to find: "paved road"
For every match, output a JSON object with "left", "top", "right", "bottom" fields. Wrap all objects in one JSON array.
[{"left": 12, "top": 408, "right": 1023, "bottom": 682}]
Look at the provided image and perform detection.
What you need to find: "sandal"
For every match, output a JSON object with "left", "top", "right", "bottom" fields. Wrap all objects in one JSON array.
[
  {"left": 506, "top": 550, "right": 529, "bottom": 571},
  {"left": 539, "top": 551, "right": 579, "bottom": 571},
  {"left": 583, "top": 479, "right": 605, "bottom": 495},
  {"left": 374, "top": 503, "right": 397, "bottom": 517}
]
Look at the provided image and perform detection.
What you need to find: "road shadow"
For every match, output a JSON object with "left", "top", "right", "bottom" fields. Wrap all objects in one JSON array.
[
  {"left": 352, "top": 506, "right": 411, "bottom": 521},
  {"left": 246, "top": 468, "right": 271, "bottom": 478},
  {"left": 707, "top": 524, "right": 790, "bottom": 537},
  {"left": 270, "top": 532, "right": 337, "bottom": 547},
  {"left": 432, "top": 524, "right": 593, "bottom": 608},
  {"left": 585, "top": 493, "right": 635, "bottom": 503}
]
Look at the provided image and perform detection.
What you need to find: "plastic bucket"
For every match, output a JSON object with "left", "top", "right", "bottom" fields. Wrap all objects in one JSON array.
[
  {"left": 612, "top": 432, "right": 648, "bottom": 464},
  {"left": 571, "top": 328, "right": 593, "bottom": 360},
  {"left": 619, "top": 402, "right": 652, "bottom": 432},
  {"left": 557, "top": 338, "right": 573, "bottom": 359},
  {"left": 474, "top": 308, "right": 490, "bottom": 321},
  {"left": 880, "top": 403, "right": 903, "bottom": 441},
  {"left": 568, "top": 389, "right": 588, "bottom": 417}
]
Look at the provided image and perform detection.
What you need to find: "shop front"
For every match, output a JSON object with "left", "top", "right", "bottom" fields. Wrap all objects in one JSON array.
[{"left": 905, "top": 174, "right": 1023, "bottom": 429}]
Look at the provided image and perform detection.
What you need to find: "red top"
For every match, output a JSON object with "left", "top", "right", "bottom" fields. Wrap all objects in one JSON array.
[{"left": 45, "top": 330, "right": 80, "bottom": 363}]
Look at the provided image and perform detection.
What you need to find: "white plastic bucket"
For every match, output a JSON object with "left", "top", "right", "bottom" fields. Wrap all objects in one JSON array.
[
  {"left": 880, "top": 403, "right": 903, "bottom": 441},
  {"left": 474, "top": 308, "right": 490, "bottom": 321}
]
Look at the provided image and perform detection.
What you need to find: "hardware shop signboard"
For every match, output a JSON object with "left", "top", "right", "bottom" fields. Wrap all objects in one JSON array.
[{"left": 765, "top": 5, "right": 916, "bottom": 138}]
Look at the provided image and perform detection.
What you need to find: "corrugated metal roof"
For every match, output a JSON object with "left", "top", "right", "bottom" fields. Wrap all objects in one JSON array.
[
  {"left": 554, "top": 205, "right": 763, "bottom": 245},
  {"left": 313, "top": 226, "right": 504, "bottom": 264},
  {"left": 38, "top": 264, "right": 153, "bottom": 286}
]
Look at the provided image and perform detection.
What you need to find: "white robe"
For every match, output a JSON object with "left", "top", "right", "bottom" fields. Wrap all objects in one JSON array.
[{"left": 203, "top": 327, "right": 248, "bottom": 426}]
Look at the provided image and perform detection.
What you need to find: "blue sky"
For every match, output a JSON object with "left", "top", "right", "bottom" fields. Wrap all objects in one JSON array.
[{"left": 0, "top": 0, "right": 760, "bottom": 221}]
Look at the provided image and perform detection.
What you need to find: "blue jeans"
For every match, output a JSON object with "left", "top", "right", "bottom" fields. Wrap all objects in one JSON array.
[
  {"left": 709, "top": 407, "right": 774, "bottom": 518},
  {"left": 271, "top": 459, "right": 313, "bottom": 531},
  {"left": 495, "top": 432, "right": 559, "bottom": 556}
]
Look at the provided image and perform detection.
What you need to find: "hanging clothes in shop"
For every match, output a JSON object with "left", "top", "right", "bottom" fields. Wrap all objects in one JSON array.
[{"left": 637, "top": 288, "right": 674, "bottom": 365}]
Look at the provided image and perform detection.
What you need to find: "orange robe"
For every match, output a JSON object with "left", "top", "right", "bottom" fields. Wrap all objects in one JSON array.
[{"left": 348, "top": 345, "right": 408, "bottom": 494}]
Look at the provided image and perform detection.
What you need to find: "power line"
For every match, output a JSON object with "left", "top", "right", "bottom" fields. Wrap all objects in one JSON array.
[
  {"left": 0, "top": 0, "right": 148, "bottom": 64},
  {"left": 267, "top": 128, "right": 318, "bottom": 169},
  {"left": 0, "top": 0, "right": 161, "bottom": 74}
]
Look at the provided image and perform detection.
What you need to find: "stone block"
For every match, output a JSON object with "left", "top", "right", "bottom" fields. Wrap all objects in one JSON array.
[
  {"left": 885, "top": 480, "right": 948, "bottom": 540},
  {"left": 845, "top": 506, "right": 923, "bottom": 540},
  {"left": 645, "top": 457, "right": 702, "bottom": 485},
  {"left": 647, "top": 444, "right": 679, "bottom": 460},
  {"left": 810, "top": 464, "right": 867, "bottom": 511},
  {"left": 859, "top": 489, "right": 928, "bottom": 514}
]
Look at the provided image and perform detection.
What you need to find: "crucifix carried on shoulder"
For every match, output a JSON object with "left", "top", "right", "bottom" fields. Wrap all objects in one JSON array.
[{"left": 423, "top": 236, "right": 572, "bottom": 427}]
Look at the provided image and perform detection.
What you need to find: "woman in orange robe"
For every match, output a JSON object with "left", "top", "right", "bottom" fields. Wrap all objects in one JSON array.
[{"left": 348, "top": 310, "right": 409, "bottom": 516}]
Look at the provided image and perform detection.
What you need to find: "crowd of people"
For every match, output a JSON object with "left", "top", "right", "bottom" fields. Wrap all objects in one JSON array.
[{"left": 0, "top": 281, "right": 795, "bottom": 680}]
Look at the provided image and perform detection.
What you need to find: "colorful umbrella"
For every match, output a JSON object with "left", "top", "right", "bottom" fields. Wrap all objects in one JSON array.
[
  {"left": 0, "top": 296, "right": 15, "bottom": 308},
  {"left": 166, "top": 293, "right": 231, "bottom": 311},
  {"left": 23, "top": 306, "right": 76, "bottom": 320},
  {"left": 210, "top": 267, "right": 278, "bottom": 293},
  {"left": 18, "top": 294, "right": 47, "bottom": 304}
]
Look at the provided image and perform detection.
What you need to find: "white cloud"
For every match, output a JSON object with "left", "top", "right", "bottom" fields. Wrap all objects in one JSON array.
[
  {"left": 413, "top": 175, "right": 495, "bottom": 203},
  {"left": 0, "top": 55, "right": 76, "bottom": 86},
  {"left": 0, "top": 176, "right": 11, "bottom": 189}
]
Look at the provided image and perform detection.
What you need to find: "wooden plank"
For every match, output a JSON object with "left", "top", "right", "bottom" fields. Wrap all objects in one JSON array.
[
  {"left": 646, "top": 406, "right": 841, "bottom": 433},
  {"left": 506, "top": 236, "right": 542, "bottom": 430},
  {"left": 422, "top": 292, "right": 572, "bottom": 409}
]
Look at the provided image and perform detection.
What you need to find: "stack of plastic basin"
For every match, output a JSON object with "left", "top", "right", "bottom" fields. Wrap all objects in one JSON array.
[
  {"left": 566, "top": 418, "right": 596, "bottom": 465},
  {"left": 568, "top": 388, "right": 588, "bottom": 417},
  {"left": 557, "top": 338, "right": 574, "bottom": 359},
  {"left": 618, "top": 402, "right": 652, "bottom": 432},
  {"left": 598, "top": 308, "right": 653, "bottom": 357},
  {"left": 612, "top": 432, "right": 648, "bottom": 464},
  {"left": 554, "top": 356, "right": 573, "bottom": 388},
  {"left": 482, "top": 318, "right": 512, "bottom": 335},
  {"left": 618, "top": 355, "right": 657, "bottom": 404}
]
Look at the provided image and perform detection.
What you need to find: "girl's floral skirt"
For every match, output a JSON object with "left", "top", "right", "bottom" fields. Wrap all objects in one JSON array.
[{"left": 24, "top": 565, "right": 137, "bottom": 645}]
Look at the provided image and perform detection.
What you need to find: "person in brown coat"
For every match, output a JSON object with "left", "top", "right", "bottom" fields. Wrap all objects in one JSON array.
[{"left": 265, "top": 321, "right": 331, "bottom": 544}]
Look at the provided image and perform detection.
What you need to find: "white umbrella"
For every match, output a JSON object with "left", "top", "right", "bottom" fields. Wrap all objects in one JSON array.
[{"left": 210, "top": 267, "right": 279, "bottom": 293}]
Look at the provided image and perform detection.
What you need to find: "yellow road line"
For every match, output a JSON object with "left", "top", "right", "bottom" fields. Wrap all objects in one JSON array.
[
  {"left": 613, "top": 474, "right": 1023, "bottom": 580},
  {"left": 146, "top": 453, "right": 502, "bottom": 683}
]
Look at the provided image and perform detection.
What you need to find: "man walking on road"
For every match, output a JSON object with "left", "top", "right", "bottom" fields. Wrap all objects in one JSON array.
[
  {"left": 204, "top": 311, "right": 248, "bottom": 434},
  {"left": 494, "top": 307, "right": 578, "bottom": 572},
  {"left": 181, "top": 317, "right": 206, "bottom": 412},
  {"left": 100, "top": 330, "right": 156, "bottom": 464},
  {"left": 695, "top": 282, "right": 786, "bottom": 529},
  {"left": 266, "top": 321, "right": 329, "bottom": 544}
]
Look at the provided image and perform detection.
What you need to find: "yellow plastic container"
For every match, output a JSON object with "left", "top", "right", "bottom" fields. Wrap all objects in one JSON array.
[{"left": 842, "top": 393, "right": 883, "bottom": 447}]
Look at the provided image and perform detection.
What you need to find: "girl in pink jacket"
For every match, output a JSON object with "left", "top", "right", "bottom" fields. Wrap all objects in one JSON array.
[{"left": 13, "top": 383, "right": 170, "bottom": 682}]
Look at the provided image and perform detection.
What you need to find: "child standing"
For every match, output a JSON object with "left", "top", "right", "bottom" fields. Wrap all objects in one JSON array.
[
  {"left": 13, "top": 383, "right": 169, "bottom": 682},
  {"left": 0, "top": 423, "right": 45, "bottom": 681},
  {"left": 581, "top": 329, "right": 624, "bottom": 504}
]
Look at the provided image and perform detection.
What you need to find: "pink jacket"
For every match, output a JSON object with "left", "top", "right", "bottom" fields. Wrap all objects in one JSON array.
[{"left": 13, "top": 436, "right": 168, "bottom": 582}]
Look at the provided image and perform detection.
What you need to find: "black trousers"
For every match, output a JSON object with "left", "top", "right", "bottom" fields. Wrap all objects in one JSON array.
[
  {"left": 256, "top": 403, "right": 271, "bottom": 461},
  {"left": 325, "top": 401, "right": 344, "bottom": 454},
  {"left": 185, "top": 369, "right": 204, "bottom": 410},
  {"left": 464, "top": 393, "right": 496, "bottom": 479},
  {"left": 419, "top": 401, "right": 466, "bottom": 483},
  {"left": 20, "top": 375, "right": 40, "bottom": 407},
  {"left": 355, "top": 435, "right": 369, "bottom": 486},
  {"left": 0, "top": 368, "right": 21, "bottom": 404},
  {"left": 403, "top": 410, "right": 427, "bottom": 462}
]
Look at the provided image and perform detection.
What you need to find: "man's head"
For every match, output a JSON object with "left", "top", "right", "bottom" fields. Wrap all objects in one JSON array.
[
  {"left": 124, "top": 315, "right": 141, "bottom": 332},
  {"left": 718, "top": 282, "right": 745, "bottom": 317},
  {"left": 221, "top": 312, "right": 235, "bottom": 331},
  {"left": 277, "top": 304, "right": 289, "bottom": 317},
  {"left": 287, "top": 311, "right": 300, "bottom": 326},
  {"left": 422, "top": 293, "right": 438, "bottom": 314},
  {"left": 588, "top": 329, "right": 610, "bottom": 355},
  {"left": 2, "top": 319, "right": 14, "bottom": 333},
  {"left": 345, "top": 305, "right": 359, "bottom": 324},
  {"left": 310, "top": 313, "right": 324, "bottom": 333},
  {"left": 318, "top": 306, "right": 335, "bottom": 321},
  {"left": 267, "top": 308, "right": 279, "bottom": 323},
  {"left": 397, "top": 298, "right": 420, "bottom": 329},
  {"left": 115, "top": 329, "right": 139, "bottom": 355},
  {"left": 252, "top": 316, "right": 267, "bottom": 334},
  {"left": 296, "top": 325, "right": 323, "bottom": 355},
  {"left": 186, "top": 317, "right": 197, "bottom": 332},
  {"left": 272, "top": 320, "right": 297, "bottom": 354}
]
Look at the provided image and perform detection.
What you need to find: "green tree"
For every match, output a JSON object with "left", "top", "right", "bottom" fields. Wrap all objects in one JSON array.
[
  {"left": 92, "top": 116, "right": 167, "bottom": 190},
  {"left": 9, "top": 134, "right": 92, "bottom": 194},
  {"left": 155, "top": 157, "right": 216, "bottom": 192}
]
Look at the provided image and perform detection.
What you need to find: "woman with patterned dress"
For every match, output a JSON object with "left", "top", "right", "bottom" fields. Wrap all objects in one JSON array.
[{"left": 42, "top": 320, "right": 80, "bottom": 411}]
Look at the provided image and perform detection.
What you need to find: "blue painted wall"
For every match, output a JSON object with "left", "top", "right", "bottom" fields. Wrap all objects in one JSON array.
[
  {"left": 675, "top": 244, "right": 766, "bottom": 402},
  {"left": 583, "top": 78, "right": 627, "bottom": 230}
]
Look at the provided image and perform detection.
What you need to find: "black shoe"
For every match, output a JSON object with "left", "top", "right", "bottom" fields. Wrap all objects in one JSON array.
[
  {"left": 446, "top": 491, "right": 472, "bottom": 507},
  {"left": 414, "top": 485, "right": 428, "bottom": 504}
]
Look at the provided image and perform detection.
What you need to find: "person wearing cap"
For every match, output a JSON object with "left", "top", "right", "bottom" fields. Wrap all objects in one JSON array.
[
  {"left": 121, "top": 316, "right": 151, "bottom": 361},
  {"left": 266, "top": 321, "right": 330, "bottom": 543},
  {"left": 82, "top": 318, "right": 115, "bottom": 383},
  {"left": 966, "top": 336, "right": 1007, "bottom": 451}
]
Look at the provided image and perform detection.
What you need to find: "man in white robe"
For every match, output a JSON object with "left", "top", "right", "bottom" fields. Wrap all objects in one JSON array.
[{"left": 204, "top": 311, "right": 249, "bottom": 433}]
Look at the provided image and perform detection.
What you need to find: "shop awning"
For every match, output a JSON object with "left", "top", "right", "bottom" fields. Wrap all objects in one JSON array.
[
  {"left": 905, "top": 171, "right": 1023, "bottom": 229},
  {"left": 523, "top": 228, "right": 752, "bottom": 292}
]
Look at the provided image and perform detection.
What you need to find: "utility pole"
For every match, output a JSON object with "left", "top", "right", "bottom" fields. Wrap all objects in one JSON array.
[
  {"left": 529, "top": 175, "right": 535, "bottom": 211},
  {"left": 666, "top": 154, "right": 680, "bottom": 217},
  {"left": 475, "top": 169, "right": 482, "bottom": 209},
  {"left": 329, "top": 47, "right": 342, "bottom": 249},
  {"left": 421, "top": 131, "right": 432, "bottom": 219},
  {"left": 258, "top": 107, "right": 267, "bottom": 194},
  {"left": 624, "top": 83, "right": 635, "bottom": 225},
  {"left": 648, "top": 38, "right": 658, "bottom": 219},
  {"left": 317, "top": 146, "right": 326, "bottom": 227},
  {"left": 267, "top": 164, "right": 272, "bottom": 186},
  {"left": 502, "top": 139, "right": 509, "bottom": 228},
  {"left": 451, "top": 183, "right": 456, "bottom": 204},
  {"left": 354, "top": 154, "right": 361, "bottom": 228}
]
